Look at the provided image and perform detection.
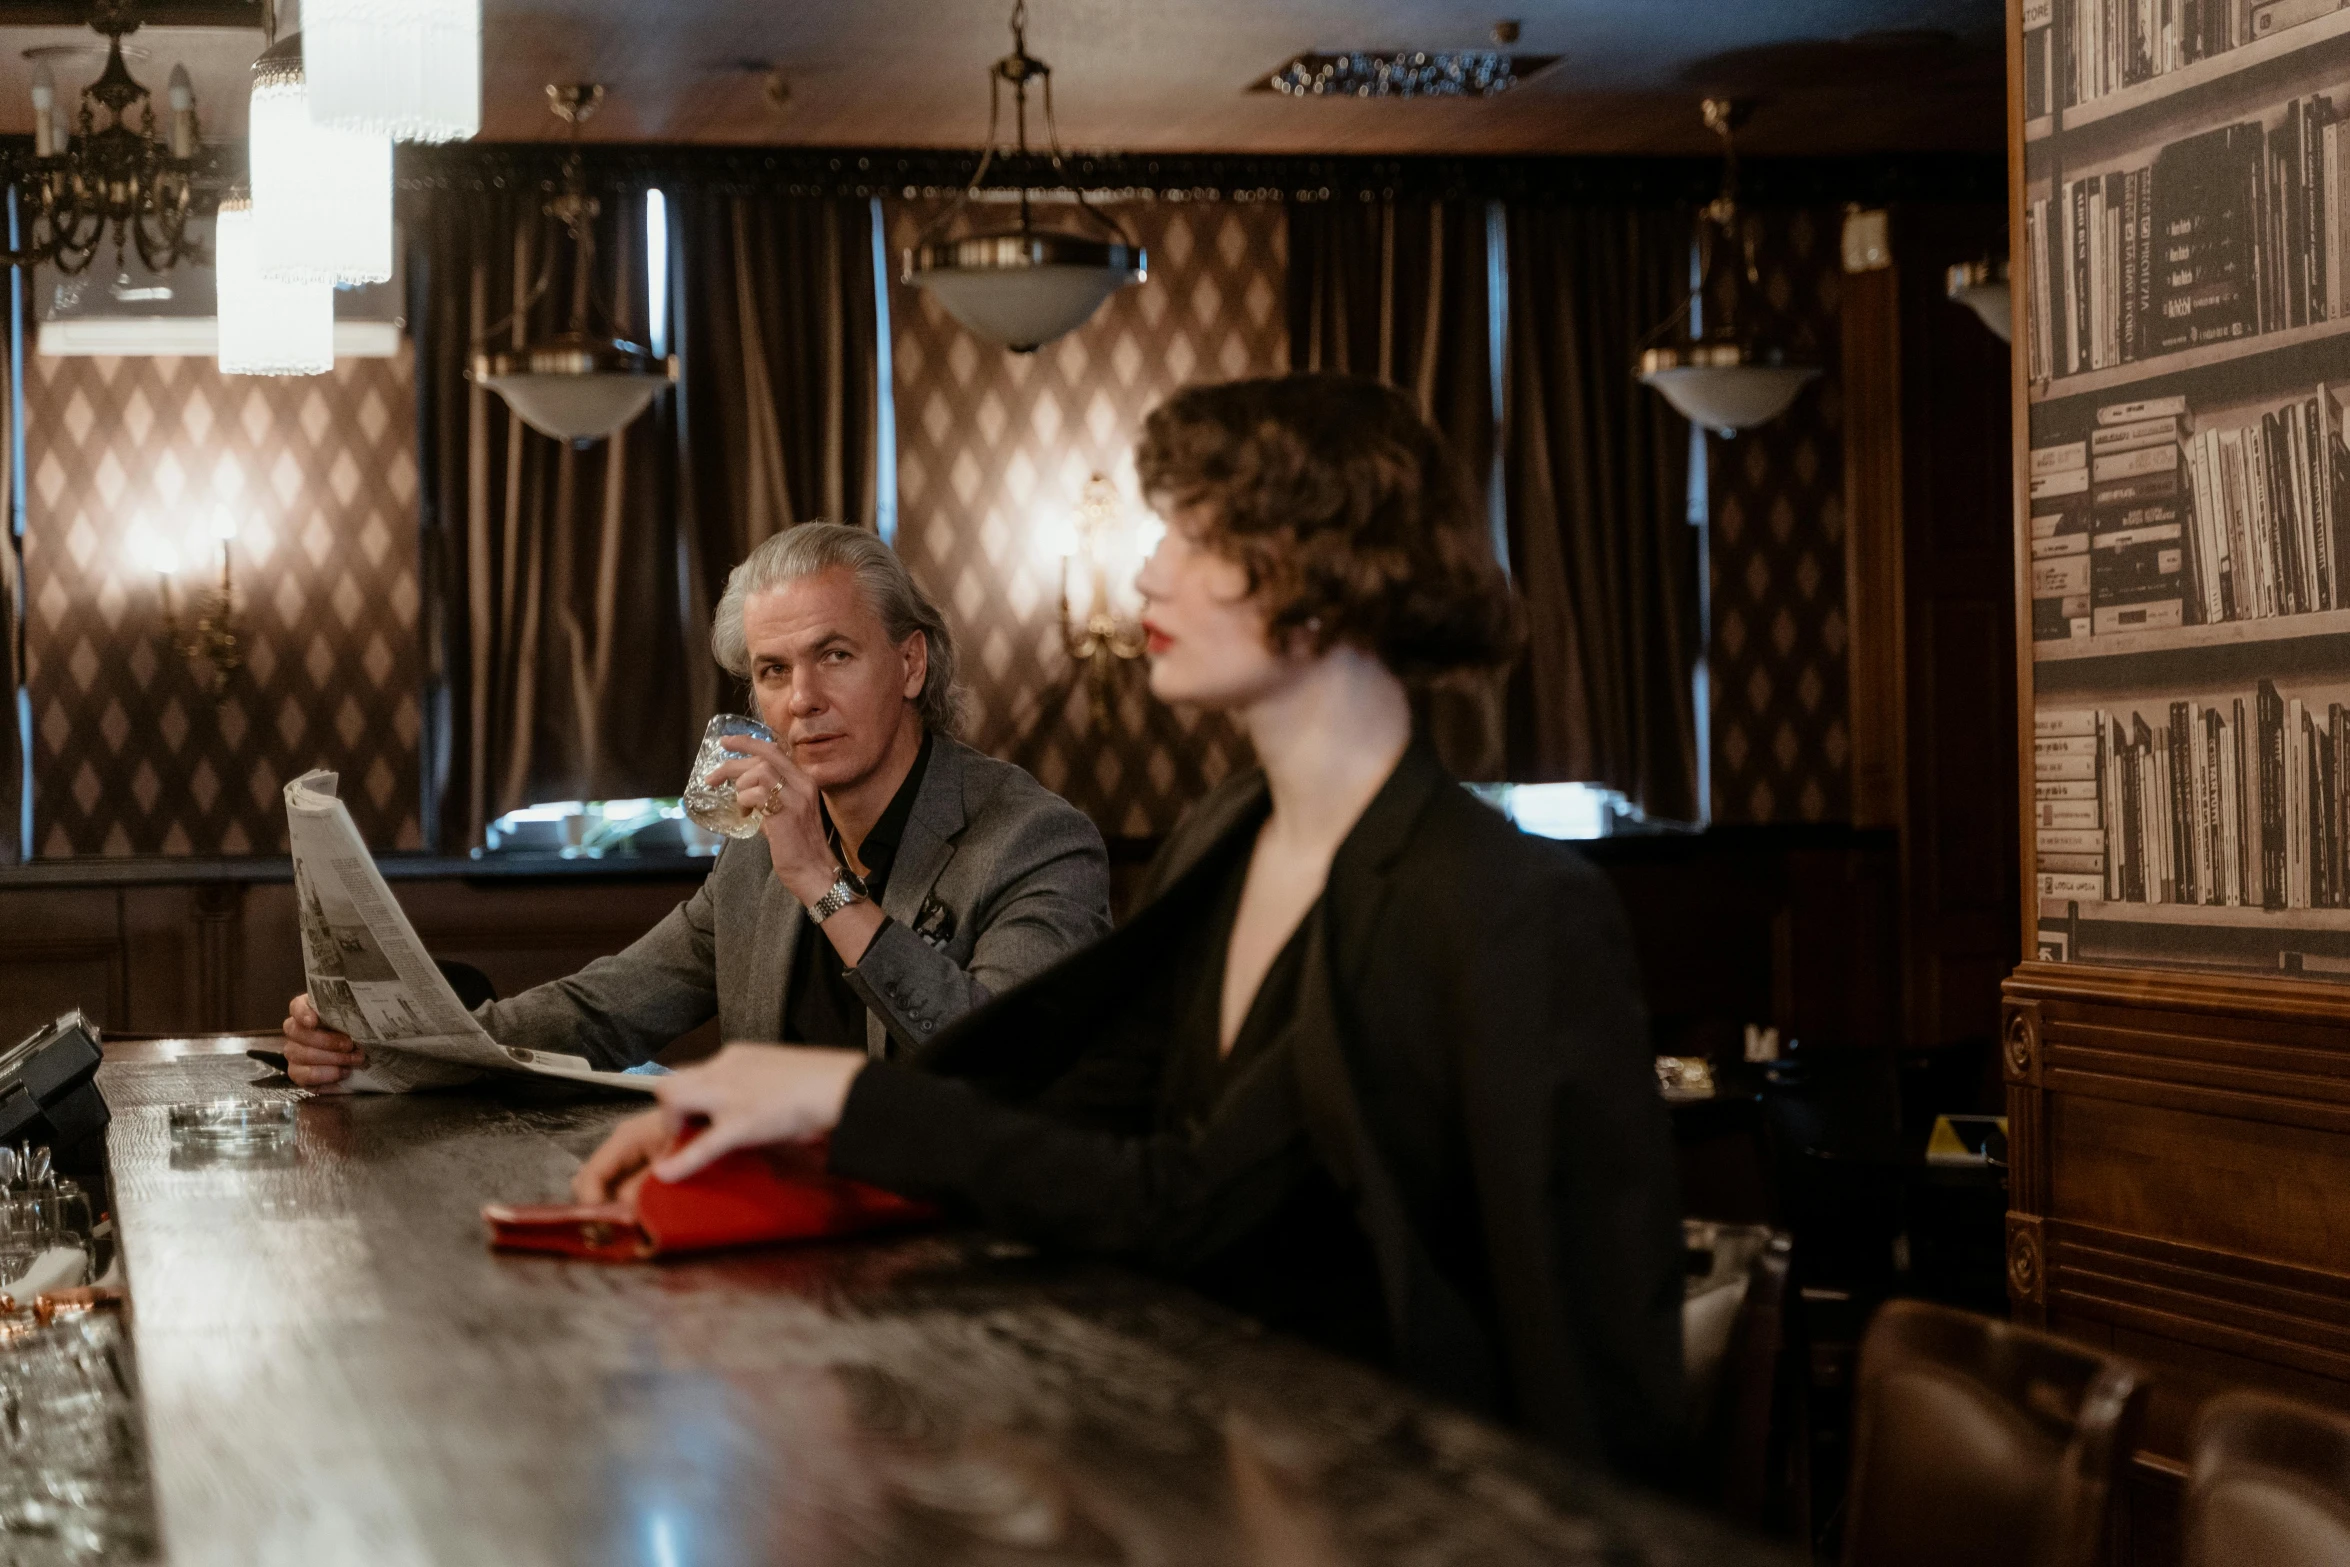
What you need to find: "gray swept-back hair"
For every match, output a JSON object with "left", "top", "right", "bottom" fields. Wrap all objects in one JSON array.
[{"left": 711, "top": 523, "right": 966, "bottom": 736}]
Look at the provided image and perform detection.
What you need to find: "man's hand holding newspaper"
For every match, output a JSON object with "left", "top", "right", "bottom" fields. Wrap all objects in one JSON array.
[{"left": 282, "top": 771, "right": 652, "bottom": 1095}]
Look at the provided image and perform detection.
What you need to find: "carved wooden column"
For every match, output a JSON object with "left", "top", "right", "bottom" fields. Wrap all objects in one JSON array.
[
  {"left": 2000, "top": 994, "right": 2045, "bottom": 1327},
  {"left": 1841, "top": 209, "right": 1904, "bottom": 833}
]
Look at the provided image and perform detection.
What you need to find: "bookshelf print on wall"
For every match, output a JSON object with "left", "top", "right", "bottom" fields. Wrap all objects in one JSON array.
[{"left": 2026, "top": 0, "right": 2350, "bottom": 977}]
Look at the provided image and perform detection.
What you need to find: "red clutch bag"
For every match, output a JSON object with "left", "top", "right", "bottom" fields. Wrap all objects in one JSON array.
[{"left": 482, "top": 1137, "right": 936, "bottom": 1262}]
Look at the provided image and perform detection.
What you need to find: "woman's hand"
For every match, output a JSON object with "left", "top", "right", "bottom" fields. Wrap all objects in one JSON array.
[
  {"left": 707, "top": 735, "right": 836, "bottom": 906},
  {"left": 281, "top": 993, "right": 367, "bottom": 1087},
  {"left": 571, "top": 1109, "right": 668, "bottom": 1205},
  {"left": 646, "top": 1043, "right": 867, "bottom": 1184}
]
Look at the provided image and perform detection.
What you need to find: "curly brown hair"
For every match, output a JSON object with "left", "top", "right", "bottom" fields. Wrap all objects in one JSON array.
[{"left": 1134, "top": 373, "right": 1518, "bottom": 677}]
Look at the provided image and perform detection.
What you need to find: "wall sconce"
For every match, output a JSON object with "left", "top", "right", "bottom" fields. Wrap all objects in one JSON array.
[
  {"left": 1052, "top": 473, "right": 1153, "bottom": 723},
  {"left": 132, "top": 509, "right": 245, "bottom": 697},
  {"left": 1059, "top": 474, "right": 1148, "bottom": 662}
]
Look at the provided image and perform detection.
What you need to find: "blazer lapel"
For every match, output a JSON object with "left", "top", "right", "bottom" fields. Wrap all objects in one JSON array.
[
  {"left": 881, "top": 734, "right": 971, "bottom": 927},
  {"left": 1129, "top": 769, "right": 1271, "bottom": 913},
  {"left": 913, "top": 785, "right": 1265, "bottom": 1088},
  {"left": 1321, "top": 741, "right": 1450, "bottom": 985},
  {"left": 1286, "top": 741, "right": 1506, "bottom": 1414}
]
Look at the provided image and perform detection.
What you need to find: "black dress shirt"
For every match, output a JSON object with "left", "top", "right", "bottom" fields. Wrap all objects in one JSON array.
[
  {"left": 1151, "top": 846, "right": 1389, "bottom": 1363},
  {"left": 785, "top": 733, "right": 932, "bottom": 1050}
]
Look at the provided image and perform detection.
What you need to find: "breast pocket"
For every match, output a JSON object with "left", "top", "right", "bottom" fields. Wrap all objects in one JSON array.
[{"left": 912, "top": 895, "right": 962, "bottom": 955}]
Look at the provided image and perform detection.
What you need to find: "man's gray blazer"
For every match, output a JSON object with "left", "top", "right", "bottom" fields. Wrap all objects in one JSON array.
[{"left": 477, "top": 736, "right": 1112, "bottom": 1067}]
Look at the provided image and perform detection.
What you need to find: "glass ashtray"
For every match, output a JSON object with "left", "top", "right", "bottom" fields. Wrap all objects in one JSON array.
[{"left": 167, "top": 1099, "right": 296, "bottom": 1154}]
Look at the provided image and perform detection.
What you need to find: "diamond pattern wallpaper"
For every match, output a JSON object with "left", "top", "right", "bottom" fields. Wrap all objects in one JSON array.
[
  {"left": 1705, "top": 206, "right": 1852, "bottom": 826},
  {"left": 10, "top": 197, "right": 1856, "bottom": 855},
  {"left": 883, "top": 198, "right": 1288, "bottom": 838},
  {"left": 23, "top": 351, "right": 422, "bottom": 856}
]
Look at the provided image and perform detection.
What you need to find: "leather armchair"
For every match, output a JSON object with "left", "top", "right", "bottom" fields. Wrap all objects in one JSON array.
[
  {"left": 2185, "top": 1389, "right": 2350, "bottom": 1567},
  {"left": 1841, "top": 1300, "right": 2145, "bottom": 1567}
]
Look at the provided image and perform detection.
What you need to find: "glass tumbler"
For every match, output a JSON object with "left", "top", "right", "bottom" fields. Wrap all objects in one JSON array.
[{"left": 682, "top": 715, "right": 776, "bottom": 840}]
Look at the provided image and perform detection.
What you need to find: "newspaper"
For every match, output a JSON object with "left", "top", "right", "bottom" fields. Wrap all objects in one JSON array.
[{"left": 285, "top": 770, "right": 654, "bottom": 1096}]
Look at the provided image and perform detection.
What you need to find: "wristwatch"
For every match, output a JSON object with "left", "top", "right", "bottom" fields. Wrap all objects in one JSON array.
[{"left": 808, "top": 871, "right": 867, "bottom": 925}]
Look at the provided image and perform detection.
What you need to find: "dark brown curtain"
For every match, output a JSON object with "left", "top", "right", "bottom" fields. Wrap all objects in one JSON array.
[
  {"left": 669, "top": 188, "right": 878, "bottom": 724},
  {"left": 1287, "top": 196, "right": 1506, "bottom": 779},
  {"left": 0, "top": 268, "right": 17, "bottom": 864},
  {"left": 411, "top": 184, "right": 881, "bottom": 850},
  {"left": 1501, "top": 205, "right": 1700, "bottom": 821},
  {"left": 410, "top": 184, "right": 691, "bottom": 851}
]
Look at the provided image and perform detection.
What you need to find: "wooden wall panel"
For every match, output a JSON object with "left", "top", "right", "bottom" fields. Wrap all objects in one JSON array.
[
  {"left": 390, "top": 879, "right": 711, "bottom": 1004},
  {"left": 2048, "top": 1099, "right": 2350, "bottom": 1277},
  {"left": 2004, "top": 961, "right": 2350, "bottom": 1504},
  {"left": 1586, "top": 828, "right": 1903, "bottom": 1061},
  {"left": 0, "top": 887, "right": 123, "bottom": 1045},
  {"left": 1843, "top": 259, "right": 1903, "bottom": 831},
  {"left": 0, "top": 872, "right": 707, "bottom": 1048},
  {"left": 230, "top": 882, "right": 306, "bottom": 1035},
  {"left": 1841, "top": 198, "right": 2019, "bottom": 1061}
]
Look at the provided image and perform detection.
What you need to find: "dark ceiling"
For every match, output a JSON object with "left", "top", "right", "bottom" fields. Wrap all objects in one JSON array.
[{"left": 0, "top": 1, "right": 2007, "bottom": 155}]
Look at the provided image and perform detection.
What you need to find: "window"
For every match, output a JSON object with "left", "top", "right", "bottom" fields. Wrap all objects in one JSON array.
[
  {"left": 1469, "top": 781, "right": 1640, "bottom": 841},
  {"left": 644, "top": 188, "right": 669, "bottom": 360},
  {"left": 1685, "top": 234, "right": 1713, "bottom": 827},
  {"left": 478, "top": 797, "right": 724, "bottom": 859},
  {"left": 869, "top": 195, "right": 898, "bottom": 545}
]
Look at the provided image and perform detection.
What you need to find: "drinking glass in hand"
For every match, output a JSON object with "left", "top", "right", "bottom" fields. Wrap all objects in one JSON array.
[{"left": 682, "top": 715, "right": 777, "bottom": 840}]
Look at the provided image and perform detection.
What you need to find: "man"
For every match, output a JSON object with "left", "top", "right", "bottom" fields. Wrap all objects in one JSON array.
[{"left": 280, "top": 523, "right": 1112, "bottom": 1084}]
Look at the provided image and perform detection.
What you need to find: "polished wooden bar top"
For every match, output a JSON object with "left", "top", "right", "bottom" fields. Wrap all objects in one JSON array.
[{"left": 103, "top": 1040, "right": 1784, "bottom": 1567}]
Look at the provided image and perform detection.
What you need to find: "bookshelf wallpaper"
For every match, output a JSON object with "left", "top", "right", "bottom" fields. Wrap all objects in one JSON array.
[
  {"left": 882, "top": 198, "right": 1283, "bottom": 839},
  {"left": 21, "top": 352, "right": 423, "bottom": 858},
  {"left": 2022, "top": 3, "right": 2350, "bottom": 976},
  {"left": 1706, "top": 206, "right": 1853, "bottom": 827}
]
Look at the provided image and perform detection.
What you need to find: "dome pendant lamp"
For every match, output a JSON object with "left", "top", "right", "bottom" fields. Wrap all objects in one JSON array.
[
  {"left": 1635, "top": 99, "right": 1820, "bottom": 436},
  {"left": 470, "top": 86, "right": 676, "bottom": 445},
  {"left": 905, "top": 0, "right": 1145, "bottom": 353}
]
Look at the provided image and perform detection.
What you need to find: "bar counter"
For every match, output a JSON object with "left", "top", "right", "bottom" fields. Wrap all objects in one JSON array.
[{"left": 98, "top": 1039, "right": 1785, "bottom": 1567}]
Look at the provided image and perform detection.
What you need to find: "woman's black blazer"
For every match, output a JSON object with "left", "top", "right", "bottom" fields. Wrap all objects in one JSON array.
[{"left": 830, "top": 740, "right": 1684, "bottom": 1479}]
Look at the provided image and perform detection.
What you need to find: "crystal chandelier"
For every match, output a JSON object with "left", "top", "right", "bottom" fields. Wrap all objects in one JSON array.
[
  {"left": 6, "top": 0, "right": 204, "bottom": 275},
  {"left": 1635, "top": 99, "right": 1819, "bottom": 436},
  {"left": 906, "top": 0, "right": 1145, "bottom": 353},
  {"left": 216, "top": 191, "right": 333, "bottom": 376},
  {"left": 250, "top": 33, "right": 393, "bottom": 286},
  {"left": 471, "top": 86, "right": 675, "bottom": 445},
  {"left": 1262, "top": 50, "right": 1542, "bottom": 98},
  {"left": 301, "top": 0, "right": 480, "bottom": 143}
]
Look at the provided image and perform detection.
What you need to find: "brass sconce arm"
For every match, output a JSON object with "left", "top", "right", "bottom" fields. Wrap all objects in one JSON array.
[
  {"left": 157, "top": 539, "right": 243, "bottom": 698},
  {"left": 1054, "top": 472, "right": 1149, "bottom": 728}
]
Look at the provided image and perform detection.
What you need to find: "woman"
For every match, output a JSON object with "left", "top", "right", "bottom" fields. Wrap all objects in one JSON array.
[{"left": 577, "top": 373, "right": 1683, "bottom": 1479}]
